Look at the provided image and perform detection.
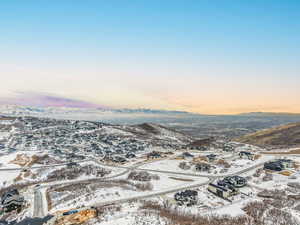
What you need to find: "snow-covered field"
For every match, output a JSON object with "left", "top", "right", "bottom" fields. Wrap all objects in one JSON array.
[
  {"left": 140, "top": 159, "right": 192, "bottom": 173},
  {"left": 139, "top": 155, "right": 275, "bottom": 177},
  {"left": 0, "top": 151, "right": 28, "bottom": 186},
  {"left": 0, "top": 151, "right": 24, "bottom": 169},
  {"left": 50, "top": 170, "right": 209, "bottom": 212},
  {"left": 0, "top": 170, "right": 20, "bottom": 186}
]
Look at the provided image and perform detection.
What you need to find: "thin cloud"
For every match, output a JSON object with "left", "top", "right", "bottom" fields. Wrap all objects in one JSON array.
[{"left": 0, "top": 92, "right": 107, "bottom": 109}]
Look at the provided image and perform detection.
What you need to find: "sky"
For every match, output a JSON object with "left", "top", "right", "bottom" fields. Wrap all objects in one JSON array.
[{"left": 0, "top": 0, "right": 299, "bottom": 114}]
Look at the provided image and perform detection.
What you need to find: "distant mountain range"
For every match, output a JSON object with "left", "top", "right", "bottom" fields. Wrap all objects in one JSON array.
[
  {"left": 238, "top": 112, "right": 300, "bottom": 117},
  {"left": 0, "top": 105, "right": 192, "bottom": 116},
  {"left": 105, "top": 108, "right": 190, "bottom": 114},
  {"left": 1, "top": 105, "right": 300, "bottom": 140},
  {"left": 2, "top": 105, "right": 300, "bottom": 117}
]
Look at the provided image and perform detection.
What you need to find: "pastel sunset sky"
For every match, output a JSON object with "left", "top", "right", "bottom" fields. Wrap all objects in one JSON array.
[{"left": 0, "top": 1, "right": 299, "bottom": 114}]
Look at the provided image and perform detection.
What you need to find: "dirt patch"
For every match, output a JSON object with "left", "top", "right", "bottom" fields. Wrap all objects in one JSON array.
[
  {"left": 192, "top": 156, "right": 208, "bottom": 163},
  {"left": 23, "top": 170, "right": 36, "bottom": 178},
  {"left": 10, "top": 154, "right": 31, "bottom": 167},
  {"left": 279, "top": 171, "right": 293, "bottom": 176},
  {"left": 29, "top": 154, "right": 63, "bottom": 166},
  {"left": 46, "top": 190, "right": 52, "bottom": 211},
  {"left": 54, "top": 208, "right": 97, "bottom": 225},
  {"left": 10, "top": 154, "right": 62, "bottom": 167},
  {"left": 0, "top": 116, "right": 16, "bottom": 121},
  {"left": 13, "top": 173, "right": 23, "bottom": 182},
  {"left": 168, "top": 177, "right": 194, "bottom": 182}
]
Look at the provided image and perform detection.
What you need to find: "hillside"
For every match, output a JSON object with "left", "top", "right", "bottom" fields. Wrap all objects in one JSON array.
[
  {"left": 235, "top": 122, "right": 300, "bottom": 147},
  {"left": 0, "top": 116, "right": 192, "bottom": 157}
]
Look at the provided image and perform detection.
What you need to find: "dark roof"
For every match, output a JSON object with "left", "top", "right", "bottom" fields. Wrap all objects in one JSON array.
[
  {"left": 195, "top": 163, "right": 211, "bottom": 167},
  {"left": 278, "top": 159, "right": 293, "bottom": 163},
  {"left": 1, "top": 189, "right": 19, "bottom": 201},
  {"left": 175, "top": 190, "right": 198, "bottom": 197},
  {"left": 182, "top": 152, "right": 194, "bottom": 157},
  {"left": 239, "top": 151, "right": 253, "bottom": 155},
  {"left": 209, "top": 183, "right": 229, "bottom": 192},
  {"left": 148, "top": 151, "right": 161, "bottom": 156},
  {"left": 264, "top": 161, "right": 284, "bottom": 169}
]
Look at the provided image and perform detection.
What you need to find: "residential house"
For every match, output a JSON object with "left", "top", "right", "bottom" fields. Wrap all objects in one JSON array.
[
  {"left": 125, "top": 153, "right": 136, "bottom": 159},
  {"left": 278, "top": 159, "right": 294, "bottom": 169},
  {"left": 112, "top": 156, "right": 127, "bottom": 163},
  {"left": 1, "top": 189, "right": 24, "bottom": 213},
  {"left": 181, "top": 152, "right": 194, "bottom": 159},
  {"left": 206, "top": 154, "right": 217, "bottom": 162},
  {"left": 264, "top": 161, "right": 284, "bottom": 171},
  {"left": 264, "top": 159, "right": 294, "bottom": 171},
  {"left": 208, "top": 183, "right": 238, "bottom": 199},
  {"left": 67, "top": 162, "right": 79, "bottom": 169},
  {"left": 195, "top": 163, "right": 211, "bottom": 172},
  {"left": 174, "top": 190, "right": 198, "bottom": 206},
  {"left": 239, "top": 151, "right": 255, "bottom": 160},
  {"left": 221, "top": 176, "right": 247, "bottom": 188},
  {"left": 147, "top": 151, "right": 162, "bottom": 159},
  {"left": 223, "top": 145, "right": 234, "bottom": 152}
]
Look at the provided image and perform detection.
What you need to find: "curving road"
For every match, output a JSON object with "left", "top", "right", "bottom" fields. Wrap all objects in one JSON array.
[
  {"left": 91, "top": 161, "right": 269, "bottom": 207},
  {"left": 93, "top": 178, "right": 214, "bottom": 207},
  {"left": 32, "top": 156, "right": 271, "bottom": 218}
]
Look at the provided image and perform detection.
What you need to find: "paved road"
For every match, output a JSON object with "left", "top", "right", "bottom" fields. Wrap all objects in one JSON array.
[
  {"left": 104, "top": 161, "right": 268, "bottom": 179},
  {"left": 0, "top": 160, "right": 90, "bottom": 171},
  {"left": 93, "top": 178, "right": 214, "bottom": 207},
  {"left": 33, "top": 188, "right": 45, "bottom": 218},
  {"left": 31, "top": 156, "right": 270, "bottom": 219},
  {"left": 88, "top": 160, "right": 271, "bottom": 208}
]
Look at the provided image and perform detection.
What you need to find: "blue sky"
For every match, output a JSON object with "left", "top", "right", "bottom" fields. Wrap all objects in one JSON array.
[{"left": 0, "top": 1, "right": 299, "bottom": 114}]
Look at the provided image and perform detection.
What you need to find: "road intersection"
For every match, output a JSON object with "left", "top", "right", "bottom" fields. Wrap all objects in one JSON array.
[{"left": 32, "top": 156, "right": 270, "bottom": 218}]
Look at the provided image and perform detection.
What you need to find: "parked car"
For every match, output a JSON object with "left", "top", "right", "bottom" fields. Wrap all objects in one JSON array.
[{"left": 63, "top": 210, "right": 78, "bottom": 216}]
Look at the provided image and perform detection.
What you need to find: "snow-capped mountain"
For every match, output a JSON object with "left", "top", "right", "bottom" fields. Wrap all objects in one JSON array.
[{"left": 0, "top": 105, "right": 191, "bottom": 117}]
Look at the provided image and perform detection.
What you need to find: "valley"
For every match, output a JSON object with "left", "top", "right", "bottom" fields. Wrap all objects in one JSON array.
[{"left": 0, "top": 113, "right": 299, "bottom": 225}]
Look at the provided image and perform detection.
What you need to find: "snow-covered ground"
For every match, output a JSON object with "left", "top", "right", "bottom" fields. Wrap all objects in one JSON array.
[
  {"left": 223, "top": 155, "right": 275, "bottom": 175},
  {"left": 140, "top": 159, "right": 192, "bottom": 173},
  {"left": 139, "top": 155, "right": 275, "bottom": 177},
  {"left": 0, "top": 151, "right": 29, "bottom": 186},
  {"left": 49, "top": 170, "right": 209, "bottom": 212},
  {"left": 0, "top": 170, "right": 20, "bottom": 186},
  {"left": 0, "top": 151, "right": 24, "bottom": 169},
  {"left": 162, "top": 184, "right": 256, "bottom": 217},
  {"left": 248, "top": 156, "right": 300, "bottom": 190}
]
